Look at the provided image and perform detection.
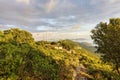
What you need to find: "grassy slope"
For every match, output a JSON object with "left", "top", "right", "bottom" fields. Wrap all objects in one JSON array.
[{"left": 36, "top": 40, "right": 119, "bottom": 80}]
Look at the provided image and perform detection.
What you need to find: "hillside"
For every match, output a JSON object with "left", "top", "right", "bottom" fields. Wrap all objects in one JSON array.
[
  {"left": 0, "top": 29, "right": 120, "bottom": 80},
  {"left": 35, "top": 40, "right": 119, "bottom": 80},
  {"left": 79, "top": 42, "right": 96, "bottom": 53}
]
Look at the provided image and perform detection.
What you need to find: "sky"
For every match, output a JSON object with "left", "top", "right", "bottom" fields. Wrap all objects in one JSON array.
[{"left": 0, "top": 0, "right": 120, "bottom": 43}]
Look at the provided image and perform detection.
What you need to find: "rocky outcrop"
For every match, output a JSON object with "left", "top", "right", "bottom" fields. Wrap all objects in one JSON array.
[{"left": 73, "top": 64, "right": 92, "bottom": 80}]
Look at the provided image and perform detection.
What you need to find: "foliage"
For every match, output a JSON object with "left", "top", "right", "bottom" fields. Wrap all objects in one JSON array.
[
  {"left": 0, "top": 28, "right": 119, "bottom": 80},
  {"left": 59, "top": 39, "right": 79, "bottom": 50},
  {"left": 91, "top": 18, "right": 120, "bottom": 76},
  {"left": 1, "top": 28, "right": 35, "bottom": 45}
]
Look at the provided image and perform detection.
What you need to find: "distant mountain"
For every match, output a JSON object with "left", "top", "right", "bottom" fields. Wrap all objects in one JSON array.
[{"left": 79, "top": 42, "right": 96, "bottom": 53}]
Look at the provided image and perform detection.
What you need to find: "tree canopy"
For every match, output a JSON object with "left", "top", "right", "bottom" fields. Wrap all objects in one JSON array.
[
  {"left": 1, "top": 28, "right": 34, "bottom": 44},
  {"left": 91, "top": 18, "right": 120, "bottom": 76}
]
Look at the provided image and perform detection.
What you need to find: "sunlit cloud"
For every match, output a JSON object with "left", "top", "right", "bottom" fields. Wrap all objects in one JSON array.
[
  {"left": 71, "top": 25, "right": 81, "bottom": 29},
  {"left": 16, "top": 0, "right": 30, "bottom": 4},
  {"left": 32, "top": 31, "right": 91, "bottom": 42},
  {"left": 36, "top": 26, "right": 53, "bottom": 31},
  {"left": 0, "top": 0, "right": 120, "bottom": 43},
  {"left": 45, "top": 0, "right": 58, "bottom": 12}
]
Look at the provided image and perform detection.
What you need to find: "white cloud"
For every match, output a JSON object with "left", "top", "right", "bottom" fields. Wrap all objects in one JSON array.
[
  {"left": 71, "top": 25, "right": 80, "bottom": 29},
  {"left": 36, "top": 26, "right": 53, "bottom": 31},
  {"left": 59, "top": 15, "right": 76, "bottom": 20},
  {"left": 106, "top": 0, "right": 118, "bottom": 4},
  {"left": 40, "top": 18, "right": 57, "bottom": 25},
  {"left": 16, "top": 0, "right": 30, "bottom": 4},
  {"left": 0, "top": 24, "right": 17, "bottom": 30},
  {"left": 45, "top": 0, "right": 58, "bottom": 12},
  {"left": 0, "top": 0, "right": 120, "bottom": 37},
  {"left": 32, "top": 31, "right": 90, "bottom": 42}
]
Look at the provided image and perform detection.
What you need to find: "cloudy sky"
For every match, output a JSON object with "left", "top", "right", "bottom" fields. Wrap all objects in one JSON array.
[{"left": 0, "top": 0, "right": 120, "bottom": 43}]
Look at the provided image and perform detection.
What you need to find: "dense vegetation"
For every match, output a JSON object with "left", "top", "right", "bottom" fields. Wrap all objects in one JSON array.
[
  {"left": 0, "top": 28, "right": 119, "bottom": 80},
  {"left": 91, "top": 18, "right": 120, "bottom": 78}
]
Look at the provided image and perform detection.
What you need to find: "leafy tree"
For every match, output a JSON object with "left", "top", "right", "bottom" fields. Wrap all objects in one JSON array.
[
  {"left": 91, "top": 18, "right": 120, "bottom": 76},
  {"left": 3, "top": 28, "right": 35, "bottom": 44},
  {"left": 0, "top": 30, "right": 2, "bottom": 35},
  {"left": 0, "top": 42, "right": 32, "bottom": 79},
  {"left": 0, "top": 31, "right": 4, "bottom": 41},
  {"left": 0, "top": 39, "right": 60, "bottom": 79}
]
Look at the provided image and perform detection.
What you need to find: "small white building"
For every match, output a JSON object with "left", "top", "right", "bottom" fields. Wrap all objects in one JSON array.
[{"left": 54, "top": 46, "right": 63, "bottom": 50}]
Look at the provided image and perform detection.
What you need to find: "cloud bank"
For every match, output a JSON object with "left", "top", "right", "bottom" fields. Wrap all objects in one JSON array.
[{"left": 0, "top": 0, "right": 120, "bottom": 42}]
